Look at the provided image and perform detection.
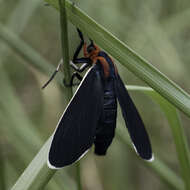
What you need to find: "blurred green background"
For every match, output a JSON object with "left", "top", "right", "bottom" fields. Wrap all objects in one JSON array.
[{"left": 1, "top": 0, "right": 190, "bottom": 189}]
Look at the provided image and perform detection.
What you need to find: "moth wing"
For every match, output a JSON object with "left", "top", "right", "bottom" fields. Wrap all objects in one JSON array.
[
  {"left": 48, "top": 66, "right": 104, "bottom": 168},
  {"left": 115, "top": 74, "right": 153, "bottom": 161}
]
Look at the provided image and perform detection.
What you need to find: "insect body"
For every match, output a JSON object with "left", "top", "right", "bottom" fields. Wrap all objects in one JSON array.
[
  {"left": 47, "top": 29, "right": 153, "bottom": 169},
  {"left": 93, "top": 52, "right": 117, "bottom": 156}
]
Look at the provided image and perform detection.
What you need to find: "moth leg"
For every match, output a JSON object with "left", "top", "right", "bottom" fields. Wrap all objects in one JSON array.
[
  {"left": 70, "top": 72, "right": 83, "bottom": 85},
  {"left": 72, "top": 28, "right": 92, "bottom": 65},
  {"left": 70, "top": 61, "right": 91, "bottom": 73},
  {"left": 63, "top": 28, "right": 91, "bottom": 87},
  {"left": 73, "top": 28, "right": 84, "bottom": 61},
  {"left": 64, "top": 72, "right": 82, "bottom": 87}
]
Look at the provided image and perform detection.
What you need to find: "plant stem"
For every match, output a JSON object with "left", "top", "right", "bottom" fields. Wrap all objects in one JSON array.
[
  {"left": 58, "top": 0, "right": 82, "bottom": 189},
  {"left": 58, "top": 0, "right": 72, "bottom": 100}
]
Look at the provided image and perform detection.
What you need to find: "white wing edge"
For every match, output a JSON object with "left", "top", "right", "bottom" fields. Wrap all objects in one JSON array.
[
  {"left": 47, "top": 149, "right": 90, "bottom": 169},
  {"left": 132, "top": 143, "right": 154, "bottom": 162},
  {"left": 47, "top": 67, "right": 93, "bottom": 169}
]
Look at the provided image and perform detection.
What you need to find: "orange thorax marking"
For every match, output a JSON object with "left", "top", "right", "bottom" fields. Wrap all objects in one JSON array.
[
  {"left": 83, "top": 43, "right": 117, "bottom": 77},
  {"left": 93, "top": 56, "right": 110, "bottom": 78}
]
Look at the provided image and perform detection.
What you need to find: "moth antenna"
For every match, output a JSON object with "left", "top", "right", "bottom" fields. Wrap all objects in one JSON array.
[{"left": 41, "top": 61, "right": 62, "bottom": 89}]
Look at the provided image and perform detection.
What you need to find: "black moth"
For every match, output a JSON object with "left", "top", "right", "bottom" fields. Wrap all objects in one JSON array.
[{"left": 47, "top": 29, "right": 153, "bottom": 169}]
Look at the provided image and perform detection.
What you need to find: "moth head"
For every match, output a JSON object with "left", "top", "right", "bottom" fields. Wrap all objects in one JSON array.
[{"left": 87, "top": 40, "right": 96, "bottom": 53}]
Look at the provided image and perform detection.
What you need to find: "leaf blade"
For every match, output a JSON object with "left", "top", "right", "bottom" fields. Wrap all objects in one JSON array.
[{"left": 44, "top": 0, "right": 190, "bottom": 118}]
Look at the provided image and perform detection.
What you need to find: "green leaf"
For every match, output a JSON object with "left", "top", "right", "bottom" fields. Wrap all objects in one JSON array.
[
  {"left": 44, "top": 0, "right": 190, "bottom": 118},
  {"left": 142, "top": 86, "right": 190, "bottom": 190},
  {"left": 10, "top": 137, "right": 56, "bottom": 190},
  {"left": 123, "top": 85, "right": 190, "bottom": 190}
]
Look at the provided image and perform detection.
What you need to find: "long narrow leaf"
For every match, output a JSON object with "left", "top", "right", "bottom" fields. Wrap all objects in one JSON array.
[
  {"left": 11, "top": 137, "right": 55, "bottom": 190},
  {"left": 125, "top": 85, "right": 190, "bottom": 189},
  {"left": 142, "top": 87, "right": 190, "bottom": 190},
  {"left": 58, "top": 0, "right": 72, "bottom": 98},
  {"left": 45, "top": 0, "right": 190, "bottom": 118}
]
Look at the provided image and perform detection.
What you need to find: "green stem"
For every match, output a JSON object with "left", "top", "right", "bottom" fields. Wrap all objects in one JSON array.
[
  {"left": 59, "top": 0, "right": 81, "bottom": 189},
  {"left": 58, "top": 0, "right": 72, "bottom": 100}
]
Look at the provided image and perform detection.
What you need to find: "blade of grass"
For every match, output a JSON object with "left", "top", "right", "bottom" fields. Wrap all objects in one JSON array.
[
  {"left": 142, "top": 87, "right": 190, "bottom": 190},
  {"left": 58, "top": 0, "right": 72, "bottom": 98},
  {"left": 10, "top": 137, "right": 55, "bottom": 190},
  {"left": 125, "top": 85, "right": 190, "bottom": 189},
  {"left": 9, "top": 134, "right": 73, "bottom": 190},
  {"left": 58, "top": 1, "right": 82, "bottom": 189},
  {"left": 45, "top": 0, "right": 190, "bottom": 118}
]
